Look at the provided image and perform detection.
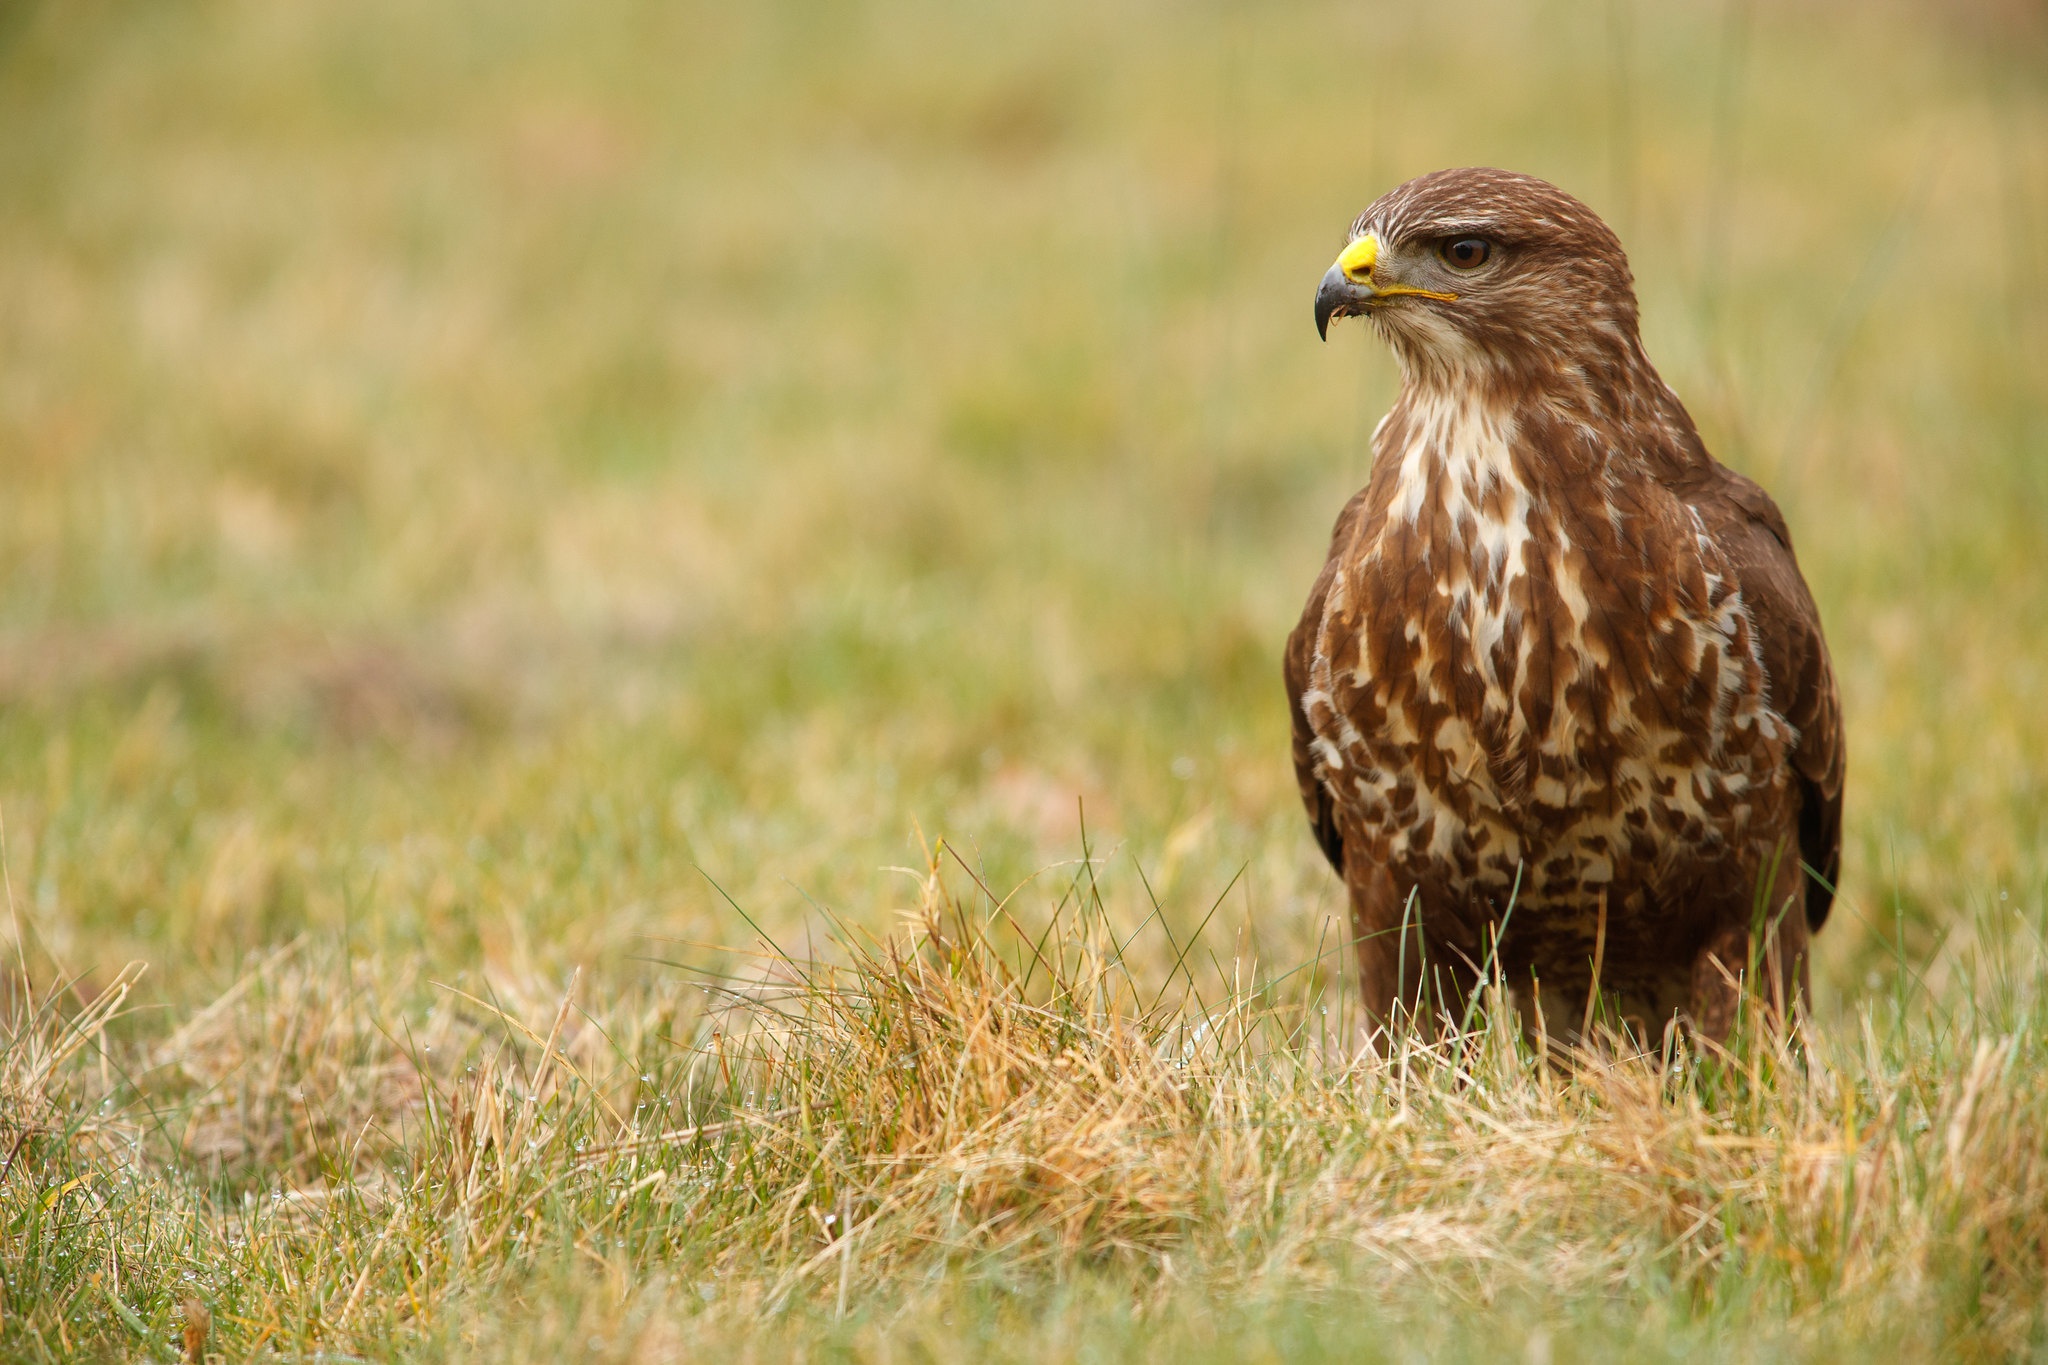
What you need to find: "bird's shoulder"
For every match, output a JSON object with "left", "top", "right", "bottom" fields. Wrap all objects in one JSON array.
[
  {"left": 1670, "top": 458, "right": 1791, "bottom": 550},
  {"left": 1663, "top": 457, "right": 1814, "bottom": 644}
]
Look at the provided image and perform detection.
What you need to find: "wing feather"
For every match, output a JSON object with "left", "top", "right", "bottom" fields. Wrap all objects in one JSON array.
[
  {"left": 1285, "top": 492, "right": 1371, "bottom": 876},
  {"left": 1683, "top": 466, "right": 1846, "bottom": 930}
]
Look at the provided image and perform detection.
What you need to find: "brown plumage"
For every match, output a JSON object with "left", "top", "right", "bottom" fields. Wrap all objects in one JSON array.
[{"left": 1290, "top": 168, "right": 1843, "bottom": 1042}]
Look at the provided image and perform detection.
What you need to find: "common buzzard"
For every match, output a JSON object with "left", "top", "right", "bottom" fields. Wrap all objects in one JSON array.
[{"left": 1290, "top": 168, "right": 1843, "bottom": 1043}]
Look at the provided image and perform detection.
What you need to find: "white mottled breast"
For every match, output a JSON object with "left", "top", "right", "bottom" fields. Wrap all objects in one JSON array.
[{"left": 1305, "top": 389, "right": 1792, "bottom": 906}]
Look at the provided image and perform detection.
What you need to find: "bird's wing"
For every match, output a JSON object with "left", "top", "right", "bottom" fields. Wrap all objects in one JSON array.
[
  {"left": 1286, "top": 493, "right": 1370, "bottom": 876},
  {"left": 1685, "top": 464, "right": 1846, "bottom": 930}
]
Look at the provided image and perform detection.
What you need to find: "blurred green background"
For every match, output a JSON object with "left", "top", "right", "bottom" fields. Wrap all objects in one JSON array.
[{"left": 0, "top": 0, "right": 2043, "bottom": 1007}]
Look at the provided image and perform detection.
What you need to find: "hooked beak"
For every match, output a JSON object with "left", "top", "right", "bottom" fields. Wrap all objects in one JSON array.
[
  {"left": 1314, "top": 231, "right": 1457, "bottom": 340},
  {"left": 1314, "top": 261, "right": 1369, "bottom": 341},
  {"left": 1314, "top": 233, "right": 1381, "bottom": 341}
]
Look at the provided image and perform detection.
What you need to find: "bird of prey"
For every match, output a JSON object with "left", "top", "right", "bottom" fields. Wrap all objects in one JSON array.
[{"left": 1289, "top": 168, "right": 1843, "bottom": 1043}]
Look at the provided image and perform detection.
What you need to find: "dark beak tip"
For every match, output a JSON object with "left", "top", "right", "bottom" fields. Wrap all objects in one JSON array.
[{"left": 1314, "top": 262, "right": 1351, "bottom": 342}]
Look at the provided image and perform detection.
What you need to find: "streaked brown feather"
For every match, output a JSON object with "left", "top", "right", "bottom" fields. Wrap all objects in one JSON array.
[{"left": 1674, "top": 461, "right": 1846, "bottom": 930}]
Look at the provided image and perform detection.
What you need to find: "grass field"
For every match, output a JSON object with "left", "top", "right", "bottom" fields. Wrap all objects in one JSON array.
[{"left": 3, "top": 0, "right": 2047, "bottom": 1358}]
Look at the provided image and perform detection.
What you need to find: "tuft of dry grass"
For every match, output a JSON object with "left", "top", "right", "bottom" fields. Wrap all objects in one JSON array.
[{"left": 4, "top": 844, "right": 2046, "bottom": 1358}]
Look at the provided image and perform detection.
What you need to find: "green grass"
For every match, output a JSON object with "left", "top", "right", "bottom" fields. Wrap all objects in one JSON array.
[{"left": 1, "top": 0, "right": 2046, "bottom": 1357}]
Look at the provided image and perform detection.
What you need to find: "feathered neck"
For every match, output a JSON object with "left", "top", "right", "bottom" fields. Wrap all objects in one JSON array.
[{"left": 1384, "top": 327, "right": 1710, "bottom": 490}]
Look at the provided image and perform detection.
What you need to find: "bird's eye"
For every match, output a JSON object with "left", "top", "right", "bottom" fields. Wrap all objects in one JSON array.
[{"left": 1439, "top": 238, "right": 1492, "bottom": 270}]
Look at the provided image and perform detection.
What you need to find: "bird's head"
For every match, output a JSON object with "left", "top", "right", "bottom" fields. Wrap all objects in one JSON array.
[{"left": 1315, "top": 168, "right": 1641, "bottom": 389}]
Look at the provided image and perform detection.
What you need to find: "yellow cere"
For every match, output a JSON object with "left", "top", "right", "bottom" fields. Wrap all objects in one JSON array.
[{"left": 1336, "top": 233, "right": 1379, "bottom": 281}]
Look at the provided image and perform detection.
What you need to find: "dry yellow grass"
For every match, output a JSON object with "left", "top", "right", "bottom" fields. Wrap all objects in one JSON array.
[{"left": 6, "top": 844, "right": 2048, "bottom": 1358}]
